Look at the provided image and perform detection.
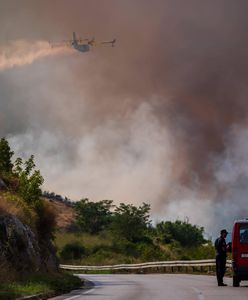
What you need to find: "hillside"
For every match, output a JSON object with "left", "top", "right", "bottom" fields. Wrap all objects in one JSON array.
[
  {"left": 0, "top": 138, "right": 82, "bottom": 299},
  {"left": 43, "top": 197, "right": 75, "bottom": 230}
]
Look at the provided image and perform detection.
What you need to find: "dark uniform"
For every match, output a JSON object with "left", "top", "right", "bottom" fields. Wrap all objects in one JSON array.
[{"left": 215, "top": 234, "right": 227, "bottom": 286}]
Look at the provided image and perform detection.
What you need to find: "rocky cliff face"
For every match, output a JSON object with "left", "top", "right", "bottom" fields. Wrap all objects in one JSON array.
[{"left": 0, "top": 214, "right": 58, "bottom": 276}]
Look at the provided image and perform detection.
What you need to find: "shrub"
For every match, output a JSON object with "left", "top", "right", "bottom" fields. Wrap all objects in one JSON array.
[
  {"left": 156, "top": 220, "right": 206, "bottom": 247},
  {"left": 60, "top": 242, "right": 85, "bottom": 260},
  {"left": 111, "top": 239, "right": 139, "bottom": 257},
  {"left": 135, "top": 243, "right": 161, "bottom": 261},
  {"left": 35, "top": 200, "right": 56, "bottom": 240}
]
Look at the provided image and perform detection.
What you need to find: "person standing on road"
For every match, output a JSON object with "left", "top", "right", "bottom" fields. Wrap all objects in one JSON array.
[{"left": 215, "top": 229, "right": 228, "bottom": 286}]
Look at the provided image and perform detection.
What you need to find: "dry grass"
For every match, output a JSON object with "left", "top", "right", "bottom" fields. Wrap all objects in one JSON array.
[
  {"left": 55, "top": 232, "right": 112, "bottom": 250},
  {"left": 43, "top": 199, "right": 75, "bottom": 230},
  {"left": 0, "top": 191, "right": 36, "bottom": 228},
  {"left": 0, "top": 194, "right": 19, "bottom": 215}
]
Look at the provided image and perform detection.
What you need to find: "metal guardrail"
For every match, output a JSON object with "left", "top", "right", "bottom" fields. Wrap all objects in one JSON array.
[{"left": 60, "top": 259, "right": 232, "bottom": 271}]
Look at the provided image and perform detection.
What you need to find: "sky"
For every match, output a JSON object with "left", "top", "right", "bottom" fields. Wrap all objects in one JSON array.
[{"left": 1, "top": 0, "right": 248, "bottom": 237}]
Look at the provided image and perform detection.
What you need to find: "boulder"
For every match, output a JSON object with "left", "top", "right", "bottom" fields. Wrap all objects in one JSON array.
[
  {"left": 0, "top": 215, "right": 41, "bottom": 273},
  {"left": 0, "top": 214, "right": 58, "bottom": 275}
]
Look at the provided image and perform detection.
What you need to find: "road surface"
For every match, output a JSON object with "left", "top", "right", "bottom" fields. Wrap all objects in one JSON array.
[{"left": 50, "top": 274, "right": 248, "bottom": 300}]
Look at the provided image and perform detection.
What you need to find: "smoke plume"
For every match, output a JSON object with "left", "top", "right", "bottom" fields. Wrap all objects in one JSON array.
[
  {"left": 0, "top": 40, "right": 70, "bottom": 71},
  {"left": 1, "top": 0, "right": 248, "bottom": 236}
]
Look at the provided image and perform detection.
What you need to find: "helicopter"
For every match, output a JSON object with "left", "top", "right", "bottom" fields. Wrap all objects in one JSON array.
[{"left": 51, "top": 32, "right": 116, "bottom": 52}]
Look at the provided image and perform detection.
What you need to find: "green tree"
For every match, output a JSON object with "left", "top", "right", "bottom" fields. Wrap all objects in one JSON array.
[
  {"left": 111, "top": 203, "right": 151, "bottom": 242},
  {"left": 0, "top": 138, "right": 14, "bottom": 175},
  {"left": 75, "top": 199, "right": 114, "bottom": 234},
  {"left": 155, "top": 220, "right": 206, "bottom": 247},
  {"left": 14, "top": 155, "right": 44, "bottom": 205}
]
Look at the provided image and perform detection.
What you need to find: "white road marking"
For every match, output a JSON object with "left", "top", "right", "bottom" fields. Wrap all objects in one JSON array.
[
  {"left": 192, "top": 287, "right": 205, "bottom": 300},
  {"left": 82, "top": 286, "right": 96, "bottom": 295},
  {"left": 65, "top": 296, "right": 80, "bottom": 300},
  {"left": 65, "top": 286, "right": 95, "bottom": 300}
]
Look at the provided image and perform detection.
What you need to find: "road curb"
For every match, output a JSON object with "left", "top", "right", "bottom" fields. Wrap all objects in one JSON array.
[{"left": 16, "top": 293, "right": 55, "bottom": 300}]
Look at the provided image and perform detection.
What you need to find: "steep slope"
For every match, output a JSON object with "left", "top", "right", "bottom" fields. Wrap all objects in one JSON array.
[{"left": 43, "top": 197, "right": 75, "bottom": 230}]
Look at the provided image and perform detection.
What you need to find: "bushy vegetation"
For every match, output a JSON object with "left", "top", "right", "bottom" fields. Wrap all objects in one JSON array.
[
  {"left": 14, "top": 155, "right": 44, "bottom": 205},
  {"left": 0, "top": 138, "right": 55, "bottom": 235},
  {"left": 0, "top": 138, "right": 44, "bottom": 207},
  {"left": 74, "top": 200, "right": 151, "bottom": 242},
  {"left": 60, "top": 242, "right": 86, "bottom": 260},
  {"left": 110, "top": 203, "right": 150, "bottom": 242},
  {"left": 75, "top": 199, "right": 113, "bottom": 234},
  {"left": 35, "top": 200, "right": 57, "bottom": 240},
  {"left": 155, "top": 220, "right": 206, "bottom": 247},
  {"left": 56, "top": 198, "right": 214, "bottom": 265}
]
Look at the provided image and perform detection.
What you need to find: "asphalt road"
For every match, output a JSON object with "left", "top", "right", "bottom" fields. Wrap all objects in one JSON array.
[{"left": 50, "top": 274, "right": 248, "bottom": 300}]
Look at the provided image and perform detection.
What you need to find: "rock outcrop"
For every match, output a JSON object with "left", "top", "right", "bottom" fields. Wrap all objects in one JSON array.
[{"left": 0, "top": 214, "right": 58, "bottom": 275}]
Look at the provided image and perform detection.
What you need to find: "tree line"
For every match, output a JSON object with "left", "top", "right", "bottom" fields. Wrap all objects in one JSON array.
[{"left": 74, "top": 198, "right": 206, "bottom": 247}]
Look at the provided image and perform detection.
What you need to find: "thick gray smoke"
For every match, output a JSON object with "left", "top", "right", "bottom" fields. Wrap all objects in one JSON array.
[{"left": 1, "top": 0, "right": 248, "bottom": 236}]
